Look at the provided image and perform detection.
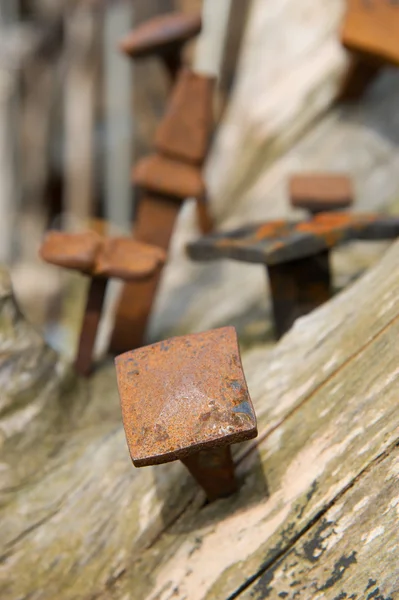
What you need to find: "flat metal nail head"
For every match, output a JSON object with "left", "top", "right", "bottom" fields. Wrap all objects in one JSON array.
[
  {"left": 289, "top": 174, "right": 354, "bottom": 213},
  {"left": 341, "top": 0, "right": 399, "bottom": 67},
  {"left": 115, "top": 326, "right": 258, "bottom": 468},
  {"left": 186, "top": 213, "right": 399, "bottom": 266},
  {"left": 119, "top": 12, "right": 202, "bottom": 59}
]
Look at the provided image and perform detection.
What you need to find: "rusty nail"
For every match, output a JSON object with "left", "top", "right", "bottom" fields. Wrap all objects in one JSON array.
[
  {"left": 110, "top": 67, "right": 215, "bottom": 355},
  {"left": 187, "top": 212, "right": 399, "bottom": 338},
  {"left": 40, "top": 232, "right": 165, "bottom": 376},
  {"left": 338, "top": 0, "right": 399, "bottom": 101},
  {"left": 185, "top": 219, "right": 345, "bottom": 339},
  {"left": 109, "top": 152, "right": 206, "bottom": 355},
  {"left": 119, "top": 12, "right": 202, "bottom": 82},
  {"left": 267, "top": 251, "right": 331, "bottom": 338},
  {"left": 115, "top": 326, "right": 258, "bottom": 502},
  {"left": 289, "top": 174, "right": 354, "bottom": 215},
  {"left": 110, "top": 115, "right": 213, "bottom": 354}
]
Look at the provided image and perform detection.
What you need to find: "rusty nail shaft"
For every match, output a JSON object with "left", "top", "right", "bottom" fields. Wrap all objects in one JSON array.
[
  {"left": 181, "top": 446, "right": 237, "bottom": 501},
  {"left": 267, "top": 249, "right": 332, "bottom": 339},
  {"left": 75, "top": 277, "right": 108, "bottom": 377},
  {"left": 338, "top": 55, "right": 381, "bottom": 102},
  {"left": 116, "top": 327, "right": 258, "bottom": 502}
]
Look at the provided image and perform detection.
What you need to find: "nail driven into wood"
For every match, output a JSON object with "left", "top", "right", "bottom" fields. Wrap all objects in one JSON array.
[
  {"left": 288, "top": 174, "right": 353, "bottom": 300},
  {"left": 39, "top": 231, "right": 165, "bottom": 376},
  {"left": 115, "top": 326, "right": 258, "bottom": 502},
  {"left": 119, "top": 12, "right": 202, "bottom": 82},
  {"left": 186, "top": 213, "right": 399, "bottom": 339},
  {"left": 110, "top": 68, "right": 215, "bottom": 355}
]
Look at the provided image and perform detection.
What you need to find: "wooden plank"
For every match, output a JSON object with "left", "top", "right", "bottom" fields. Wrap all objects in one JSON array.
[
  {"left": 2, "top": 238, "right": 399, "bottom": 599},
  {"left": 118, "top": 241, "right": 399, "bottom": 599},
  {"left": 2, "top": 2, "right": 399, "bottom": 598},
  {"left": 206, "top": 0, "right": 348, "bottom": 218},
  {"left": 240, "top": 449, "right": 399, "bottom": 598}
]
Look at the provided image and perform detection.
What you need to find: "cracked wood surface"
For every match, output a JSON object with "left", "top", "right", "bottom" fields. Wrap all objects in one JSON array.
[
  {"left": 107, "top": 239, "right": 399, "bottom": 600},
  {"left": 2, "top": 237, "right": 399, "bottom": 599},
  {"left": 241, "top": 448, "right": 399, "bottom": 599},
  {"left": 2, "top": 0, "right": 399, "bottom": 598}
]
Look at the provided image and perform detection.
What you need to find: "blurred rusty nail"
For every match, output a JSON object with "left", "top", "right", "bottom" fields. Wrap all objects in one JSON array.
[
  {"left": 289, "top": 174, "right": 354, "bottom": 216},
  {"left": 110, "top": 68, "right": 215, "bottom": 355},
  {"left": 40, "top": 231, "right": 165, "bottom": 376},
  {"left": 338, "top": 0, "right": 399, "bottom": 101},
  {"left": 267, "top": 250, "right": 332, "bottom": 339},
  {"left": 119, "top": 12, "right": 202, "bottom": 82},
  {"left": 186, "top": 219, "right": 336, "bottom": 339},
  {"left": 115, "top": 326, "right": 258, "bottom": 502},
  {"left": 337, "top": 55, "right": 382, "bottom": 102},
  {"left": 187, "top": 212, "right": 399, "bottom": 338}
]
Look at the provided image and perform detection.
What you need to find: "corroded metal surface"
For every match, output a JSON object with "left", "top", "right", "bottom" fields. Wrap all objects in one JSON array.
[
  {"left": 75, "top": 277, "right": 108, "bottom": 377},
  {"left": 289, "top": 174, "right": 353, "bottom": 213},
  {"left": 182, "top": 446, "right": 237, "bottom": 502},
  {"left": 134, "top": 153, "right": 206, "bottom": 199},
  {"left": 95, "top": 238, "right": 166, "bottom": 280},
  {"left": 39, "top": 231, "right": 102, "bottom": 274},
  {"left": 187, "top": 213, "right": 399, "bottom": 339},
  {"left": 111, "top": 66, "right": 214, "bottom": 355},
  {"left": 109, "top": 194, "right": 182, "bottom": 355},
  {"left": 40, "top": 231, "right": 167, "bottom": 376},
  {"left": 339, "top": 0, "right": 399, "bottom": 101},
  {"left": 268, "top": 251, "right": 331, "bottom": 338},
  {"left": 155, "top": 69, "right": 215, "bottom": 165},
  {"left": 187, "top": 213, "right": 399, "bottom": 266},
  {"left": 341, "top": 0, "right": 399, "bottom": 67},
  {"left": 119, "top": 12, "right": 202, "bottom": 60},
  {"left": 40, "top": 231, "right": 165, "bottom": 281},
  {"left": 115, "top": 326, "right": 257, "bottom": 467}
]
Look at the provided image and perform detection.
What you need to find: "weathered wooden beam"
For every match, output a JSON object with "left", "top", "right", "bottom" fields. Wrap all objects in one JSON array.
[
  {"left": 2, "top": 2, "right": 399, "bottom": 598},
  {"left": 2, "top": 230, "right": 399, "bottom": 597}
]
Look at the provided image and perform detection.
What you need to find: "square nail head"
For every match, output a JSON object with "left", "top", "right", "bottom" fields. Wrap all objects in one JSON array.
[
  {"left": 115, "top": 326, "right": 257, "bottom": 467},
  {"left": 341, "top": 0, "right": 399, "bottom": 67},
  {"left": 39, "top": 231, "right": 102, "bottom": 274},
  {"left": 289, "top": 174, "right": 353, "bottom": 211},
  {"left": 95, "top": 238, "right": 165, "bottom": 281}
]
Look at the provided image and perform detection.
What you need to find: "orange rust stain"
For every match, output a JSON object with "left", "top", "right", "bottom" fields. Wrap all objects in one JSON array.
[
  {"left": 314, "top": 212, "right": 354, "bottom": 225},
  {"left": 254, "top": 221, "right": 287, "bottom": 240},
  {"left": 296, "top": 221, "right": 346, "bottom": 246}
]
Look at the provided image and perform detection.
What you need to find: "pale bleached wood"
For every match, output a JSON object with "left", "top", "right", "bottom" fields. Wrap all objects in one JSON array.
[
  {"left": 240, "top": 449, "right": 399, "bottom": 598},
  {"left": 2, "top": 238, "right": 399, "bottom": 598},
  {"left": 194, "top": 0, "right": 232, "bottom": 77},
  {"left": 206, "top": 0, "right": 348, "bottom": 219},
  {"left": 2, "top": 1, "right": 399, "bottom": 598},
  {"left": 103, "top": 2, "right": 133, "bottom": 234},
  {"left": 0, "top": 64, "right": 17, "bottom": 262},
  {"left": 109, "top": 239, "right": 399, "bottom": 599}
]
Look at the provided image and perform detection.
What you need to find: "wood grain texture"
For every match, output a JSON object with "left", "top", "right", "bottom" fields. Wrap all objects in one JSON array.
[
  {"left": 2, "top": 1, "right": 399, "bottom": 598},
  {"left": 2, "top": 237, "right": 399, "bottom": 599},
  {"left": 241, "top": 448, "right": 399, "bottom": 599},
  {"left": 112, "top": 238, "right": 399, "bottom": 600}
]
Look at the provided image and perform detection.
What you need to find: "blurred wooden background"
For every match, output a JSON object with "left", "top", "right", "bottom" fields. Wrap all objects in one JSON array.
[{"left": 0, "top": 0, "right": 251, "bottom": 344}]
